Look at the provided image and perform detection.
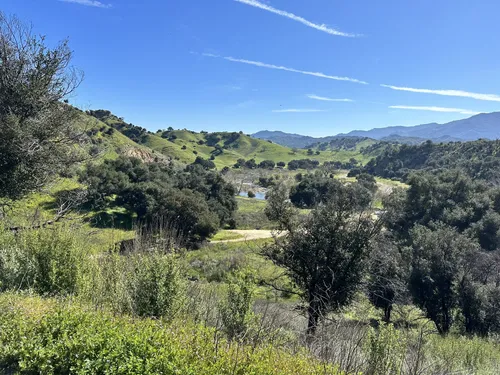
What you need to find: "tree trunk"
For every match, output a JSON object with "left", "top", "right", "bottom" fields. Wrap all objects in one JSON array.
[
  {"left": 383, "top": 304, "right": 392, "bottom": 323},
  {"left": 306, "top": 301, "right": 320, "bottom": 336}
]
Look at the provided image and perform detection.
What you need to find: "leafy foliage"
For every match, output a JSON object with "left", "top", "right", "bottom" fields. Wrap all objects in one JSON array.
[
  {"left": 264, "top": 187, "right": 380, "bottom": 334},
  {"left": 219, "top": 271, "right": 256, "bottom": 340},
  {"left": 408, "top": 224, "right": 479, "bottom": 334},
  {"left": 364, "top": 139, "right": 500, "bottom": 182},
  {"left": 0, "top": 13, "right": 87, "bottom": 200},
  {"left": 0, "top": 225, "right": 86, "bottom": 295},
  {"left": 288, "top": 158, "right": 320, "bottom": 170},
  {"left": 0, "top": 295, "right": 347, "bottom": 375},
  {"left": 290, "top": 172, "right": 374, "bottom": 209},
  {"left": 80, "top": 156, "right": 236, "bottom": 243}
]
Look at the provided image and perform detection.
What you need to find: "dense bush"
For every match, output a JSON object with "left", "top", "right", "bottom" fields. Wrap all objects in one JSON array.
[
  {"left": 383, "top": 170, "right": 500, "bottom": 335},
  {"left": 0, "top": 226, "right": 86, "bottom": 296},
  {"left": 80, "top": 251, "right": 184, "bottom": 319},
  {"left": 288, "top": 159, "right": 320, "bottom": 170},
  {"left": 258, "top": 159, "right": 275, "bottom": 169},
  {"left": 290, "top": 173, "right": 341, "bottom": 208},
  {"left": 219, "top": 271, "right": 256, "bottom": 340},
  {"left": 289, "top": 172, "right": 374, "bottom": 209},
  {"left": 80, "top": 157, "right": 236, "bottom": 243},
  {"left": 258, "top": 176, "right": 276, "bottom": 188},
  {"left": 192, "top": 156, "right": 216, "bottom": 170},
  {"left": 0, "top": 295, "right": 347, "bottom": 375}
]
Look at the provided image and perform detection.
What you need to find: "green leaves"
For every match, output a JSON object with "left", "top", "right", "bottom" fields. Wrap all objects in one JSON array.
[{"left": 0, "top": 295, "right": 345, "bottom": 375}]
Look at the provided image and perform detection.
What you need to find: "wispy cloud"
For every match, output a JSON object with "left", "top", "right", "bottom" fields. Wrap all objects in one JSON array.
[
  {"left": 389, "top": 105, "right": 480, "bottom": 115},
  {"left": 202, "top": 53, "right": 367, "bottom": 85},
  {"left": 234, "top": 0, "right": 357, "bottom": 37},
  {"left": 307, "top": 94, "right": 353, "bottom": 102},
  {"left": 272, "top": 108, "right": 327, "bottom": 113},
  {"left": 382, "top": 84, "right": 500, "bottom": 103},
  {"left": 59, "top": 0, "right": 112, "bottom": 8}
]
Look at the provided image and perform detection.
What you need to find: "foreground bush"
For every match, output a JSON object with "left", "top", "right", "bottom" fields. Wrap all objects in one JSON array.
[
  {"left": 0, "top": 294, "right": 349, "bottom": 375},
  {"left": 79, "top": 251, "right": 185, "bottom": 319},
  {"left": 0, "top": 226, "right": 87, "bottom": 295}
]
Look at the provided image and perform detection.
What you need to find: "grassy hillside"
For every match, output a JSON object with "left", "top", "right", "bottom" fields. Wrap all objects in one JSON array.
[
  {"left": 78, "top": 111, "right": 163, "bottom": 162},
  {"left": 86, "top": 110, "right": 377, "bottom": 168},
  {"left": 151, "top": 130, "right": 380, "bottom": 167}
]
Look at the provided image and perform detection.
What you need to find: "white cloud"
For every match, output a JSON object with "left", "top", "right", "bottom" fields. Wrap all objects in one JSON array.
[
  {"left": 272, "top": 108, "right": 327, "bottom": 113},
  {"left": 389, "top": 105, "right": 480, "bottom": 115},
  {"left": 59, "top": 0, "right": 111, "bottom": 8},
  {"left": 234, "top": 0, "right": 357, "bottom": 37},
  {"left": 307, "top": 94, "right": 353, "bottom": 102},
  {"left": 381, "top": 84, "right": 500, "bottom": 103},
  {"left": 202, "top": 53, "right": 367, "bottom": 85}
]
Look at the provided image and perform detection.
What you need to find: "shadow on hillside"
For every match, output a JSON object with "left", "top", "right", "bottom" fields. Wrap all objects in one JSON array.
[
  {"left": 41, "top": 189, "right": 134, "bottom": 231},
  {"left": 87, "top": 211, "right": 134, "bottom": 230}
]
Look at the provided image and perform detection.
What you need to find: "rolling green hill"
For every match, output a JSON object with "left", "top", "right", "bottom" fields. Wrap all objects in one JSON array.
[{"left": 86, "top": 110, "right": 377, "bottom": 168}]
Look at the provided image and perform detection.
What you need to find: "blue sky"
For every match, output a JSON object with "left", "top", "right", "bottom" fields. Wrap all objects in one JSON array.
[{"left": 4, "top": 0, "right": 500, "bottom": 136}]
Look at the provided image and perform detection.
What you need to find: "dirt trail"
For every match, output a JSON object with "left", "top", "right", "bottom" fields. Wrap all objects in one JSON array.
[{"left": 210, "top": 230, "right": 277, "bottom": 243}]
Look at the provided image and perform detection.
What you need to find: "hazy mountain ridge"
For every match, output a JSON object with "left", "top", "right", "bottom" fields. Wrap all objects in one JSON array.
[
  {"left": 253, "top": 112, "right": 500, "bottom": 148},
  {"left": 252, "top": 130, "right": 338, "bottom": 149}
]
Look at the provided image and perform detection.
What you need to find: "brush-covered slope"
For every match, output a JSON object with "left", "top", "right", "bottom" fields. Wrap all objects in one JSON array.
[{"left": 78, "top": 109, "right": 161, "bottom": 163}]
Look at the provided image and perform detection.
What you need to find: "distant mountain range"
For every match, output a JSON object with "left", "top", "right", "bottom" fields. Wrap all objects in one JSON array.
[
  {"left": 249, "top": 131, "right": 338, "bottom": 149},
  {"left": 253, "top": 111, "right": 500, "bottom": 148}
]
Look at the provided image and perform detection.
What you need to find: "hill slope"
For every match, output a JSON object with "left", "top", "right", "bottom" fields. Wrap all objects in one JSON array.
[{"left": 87, "top": 110, "right": 376, "bottom": 168}]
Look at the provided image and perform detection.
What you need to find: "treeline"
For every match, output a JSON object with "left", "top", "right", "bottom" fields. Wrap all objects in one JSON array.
[
  {"left": 309, "top": 136, "right": 373, "bottom": 151},
  {"left": 263, "top": 169, "right": 500, "bottom": 335},
  {"left": 363, "top": 139, "right": 500, "bottom": 182},
  {"left": 87, "top": 110, "right": 150, "bottom": 144},
  {"left": 233, "top": 158, "right": 359, "bottom": 171},
  {"left": 381, "top": 170, "right": 500, "bottom": 334}
]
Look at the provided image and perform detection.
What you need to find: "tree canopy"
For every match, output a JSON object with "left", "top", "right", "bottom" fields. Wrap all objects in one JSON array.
[{"left": 0, "top": 12, "right": 86, "bottom": 201}]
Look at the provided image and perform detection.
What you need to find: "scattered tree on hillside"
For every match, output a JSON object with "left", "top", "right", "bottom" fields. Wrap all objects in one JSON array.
[
  {"left": 192, "top": 156, "right": 215, "bottom": 170},
  {"left": 244, "top": 159, "right": 257, "bottom": 169},
  {"left": 287, "top": 159, "right": 320, "bottom": 171},
  {"left": 258, "top": 160, "right": 275, "bottom": 169}
]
